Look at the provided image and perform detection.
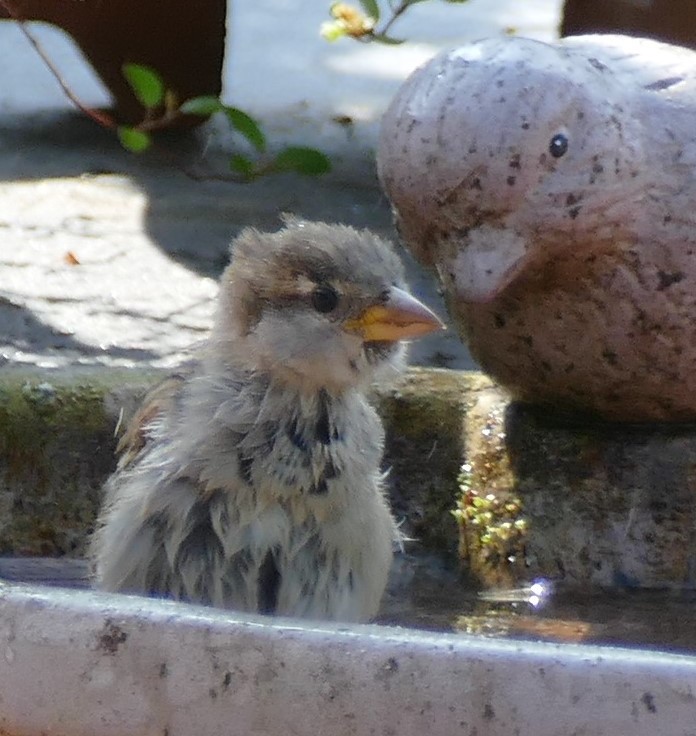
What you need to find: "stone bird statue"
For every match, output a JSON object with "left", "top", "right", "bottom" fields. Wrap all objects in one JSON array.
[
  {"left": 90, "top": 220, "right": 444, "bottom": 622},
  {"left": 378, "top": 34, "right": 696, "bottom": 421}
]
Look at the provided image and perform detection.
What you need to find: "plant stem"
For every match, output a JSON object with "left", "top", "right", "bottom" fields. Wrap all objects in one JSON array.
[
  {"left": 0, "top": 0, "right": 116, "bottom": 128},
  {"left": 378, "top": 0, "right": 411, "bottom": 37}
]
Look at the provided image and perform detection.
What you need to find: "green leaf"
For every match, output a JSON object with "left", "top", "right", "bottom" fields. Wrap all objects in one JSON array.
[
  {"left": 358, "top": 0, "right": 380, "bottom": 20},
  {"left": 179, "top": 95, "right": 224, "bottom": 117},
  {"left": 224, "top": 107, "right": 266, "bottom": 152},
  {"left": 273, "top": 147, "right": 331, "bottom": 176},
  {"left": 229, "top": 154, "right": 255, "bottom": 178},
  {"left": 122, "top": 63, "right": 165, "bottom": 109},
  {"left": 117, "top": 126, "right": 152, "bottom": 153}
]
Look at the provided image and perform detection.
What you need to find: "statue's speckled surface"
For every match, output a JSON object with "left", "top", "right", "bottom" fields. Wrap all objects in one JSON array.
[{"left": 379, "top": 34, "right": 696, "bottom": 420}]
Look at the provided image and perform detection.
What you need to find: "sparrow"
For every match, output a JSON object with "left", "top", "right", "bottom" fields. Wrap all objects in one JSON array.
[{"left": 89, "top": 219, "right": 444, "bottom": 622}]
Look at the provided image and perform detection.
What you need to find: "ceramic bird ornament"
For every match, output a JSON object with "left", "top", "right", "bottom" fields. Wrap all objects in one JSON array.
[
  {"left": 90, "top": 219, "right": 444, "bottom": 622},
  {"left": 378, "top": 34, "right": 696, "bottom": 421}
]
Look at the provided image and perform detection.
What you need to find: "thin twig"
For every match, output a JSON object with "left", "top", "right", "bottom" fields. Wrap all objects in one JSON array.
[
  {"left": 0, "top": 2, "right": 193, "bottom": 140},
  {"left": 0, "top": 0, "right": 115, "bottom": 128},
  {"left": 0, "top": 0, "right": 303, "bottom": 185},
  {"left": 376, "top": 0, "right": 410, "bottom": 38}
]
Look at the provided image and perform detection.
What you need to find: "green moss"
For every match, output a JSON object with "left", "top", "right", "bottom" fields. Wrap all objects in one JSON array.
[
  {"left": 0, "top": 379, "right": 108, "bottom": 486},
  {"left": 0, "top": 371, "right": 154, "bottom": 556},
  {"left": 452, "top": 396, "right": 528, "bottom": 586}
]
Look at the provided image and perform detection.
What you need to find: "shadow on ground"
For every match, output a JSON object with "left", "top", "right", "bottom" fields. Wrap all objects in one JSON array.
[
  {"left": 0, "top": 297, "right": 159, "bottom": 364},
  {"left": 0, "top": 109, "right": 472, "bottom": 370},
  {"left": 0, "top": 110, "right": 396, "bottom": 278}
]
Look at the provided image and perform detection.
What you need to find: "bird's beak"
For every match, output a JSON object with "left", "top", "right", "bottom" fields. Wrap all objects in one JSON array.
[{"left": 344, "top": 287, "right": 446, "bottom": 342}]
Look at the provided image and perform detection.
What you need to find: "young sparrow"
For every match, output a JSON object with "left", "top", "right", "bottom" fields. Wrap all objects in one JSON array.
[{"left": 90, "top": 219, "right": 444, "bottom": 622}]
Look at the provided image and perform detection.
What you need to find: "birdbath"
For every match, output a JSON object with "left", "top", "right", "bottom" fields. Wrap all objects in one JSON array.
[{"left": 377, "top": 33, "right": 696, "bottom": 422}]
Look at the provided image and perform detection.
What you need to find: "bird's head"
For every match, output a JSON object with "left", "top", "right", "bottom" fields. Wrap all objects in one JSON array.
[{"left": 210, "top": 219, "right": 444, "bottom": 393}]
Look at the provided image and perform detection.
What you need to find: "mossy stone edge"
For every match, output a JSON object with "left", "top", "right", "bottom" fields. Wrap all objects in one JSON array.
[
  {"left": 0, "top": 367, "right": 488, "bottom": 559},
  {"left": 3, "top": 366, "right": 696, "bottom": 591}
]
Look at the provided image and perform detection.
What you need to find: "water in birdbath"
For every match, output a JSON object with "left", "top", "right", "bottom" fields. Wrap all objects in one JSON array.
[
  {"left": 2, "top": 553, "right": 695, "bottom": 653},
  {"left": 377, "top": 551, "right": 696, "bottom": 655}
]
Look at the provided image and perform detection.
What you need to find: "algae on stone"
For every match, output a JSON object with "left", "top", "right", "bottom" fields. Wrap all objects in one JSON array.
[
  {"left": 453, "top": 388, "right": 528, "bottom": 588},
  {"left": 0, "top": 369, "right": 155, "bottom": 556},
  {"left": 453, "top": 385, "right": 696, "bottom": 590}
]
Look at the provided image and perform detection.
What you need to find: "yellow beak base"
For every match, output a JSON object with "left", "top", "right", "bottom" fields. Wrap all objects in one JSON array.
[{"left": 344, "top": 287, "right": 445, "bottom": 342}]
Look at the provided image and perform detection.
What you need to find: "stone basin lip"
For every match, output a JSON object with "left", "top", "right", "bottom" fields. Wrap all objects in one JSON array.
[
  {"left": 3, "top": 364, "right": 696, "bottom": 591},
  {"left": 0, "top": 364, "right": 480, "bottom": 557},
  {"left": 0, "top": 580, "right": 694, "bottom": 736}
]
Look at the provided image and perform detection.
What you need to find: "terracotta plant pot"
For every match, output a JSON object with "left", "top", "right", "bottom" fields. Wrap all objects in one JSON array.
[
  {"left": 561, "top": 0, "right": 696, "bottom": 50},
  {"left": 0, "top": 0, "right": 226, "bottom": 123}
]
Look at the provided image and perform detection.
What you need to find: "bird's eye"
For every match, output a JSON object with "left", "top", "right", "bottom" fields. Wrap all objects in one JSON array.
[
  {"left": 311, "top": 283, "right": 339, "bottom": 313},
  {"left": 549, "top": 133, "right": 569, "bottom": 159}
]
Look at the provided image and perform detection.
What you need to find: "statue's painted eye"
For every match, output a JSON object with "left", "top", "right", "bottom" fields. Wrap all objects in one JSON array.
[
  {"left": 549, "top": 133, "right": 569, "bottom": 158},
  {"left": 311, "top": 283, "right": 339, "bottom": 313}
]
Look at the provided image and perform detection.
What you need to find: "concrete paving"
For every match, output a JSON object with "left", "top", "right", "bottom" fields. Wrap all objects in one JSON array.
[{"left": 0, "top": 0, "right": 562, "bottom": 370}]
